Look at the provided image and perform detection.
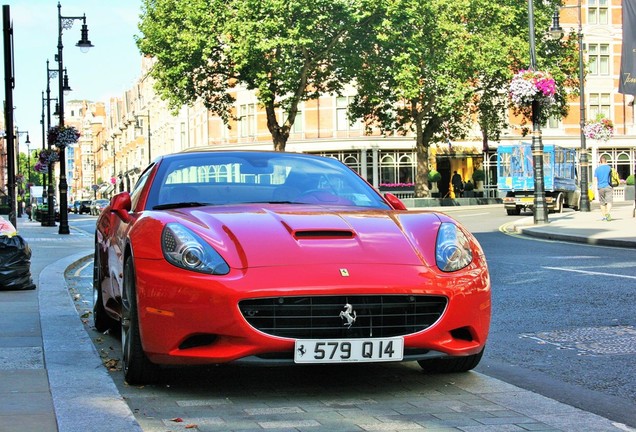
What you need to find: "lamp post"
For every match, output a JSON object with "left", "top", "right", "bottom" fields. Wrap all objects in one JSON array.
[
  {"left": 56, "top": 1, "right": 93, "bottom": 235},
  {"left": 15, "top": 129, "right": 30, "bottom": 218},
  {"left": 44, "top": 59, "right": 61, "bottom": 226},
  {"left": 26, "top": 140, "right": 31, "bottom": 184},
  {"left": 550, "top": 1, "right": 590, "bottom": 212},
  {"left": 528, "top": 0, "right": 548, "bottom": 224},
  {"left": 3, "top": 5, "right": 18, "bottom": 227},
  {"left": 135, "top": 111, "right": 152, "bottom": 165}
]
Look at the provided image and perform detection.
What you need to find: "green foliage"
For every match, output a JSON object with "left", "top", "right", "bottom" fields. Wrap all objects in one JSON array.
[
  {"left": 626, "top": 175, "right": 635, "bottom": 186},
  {"left": 137, "top": 0, "right": 380, "bottom": 150},
  {"left": 348, "top": 0, "right": 576, "bottom": 196},
  {"left": 428, "top": 170, "right": 441, "bottom": 183},
  {"left": 472, "top": 169, "right": 485, "bottom": 182}
]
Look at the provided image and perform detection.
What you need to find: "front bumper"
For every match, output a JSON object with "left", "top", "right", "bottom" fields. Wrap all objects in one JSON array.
[{"left": 134, "top": 260, "right": 491, "bottom": 366}]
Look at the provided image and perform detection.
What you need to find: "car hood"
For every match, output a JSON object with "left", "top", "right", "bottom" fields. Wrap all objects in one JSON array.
[{"left": 137, "top": 205, "right": 444, "bottom": 268}]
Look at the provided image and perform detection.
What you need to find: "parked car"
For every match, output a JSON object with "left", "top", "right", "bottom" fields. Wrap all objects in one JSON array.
[
  {"left": 71, "top": 201, "right": 81, "bottom": 214},
  {"left": 93, "top": 151, "right": 491, "bottom": 384},
  {"left": 90, "top": 199, "right": 110, "bottom": 216},
  {"left": 30, "top": 196, "right": 60, "bottom": 221},
  {"left": 78, "top": 200, "right": 92, "bottom": 214}
]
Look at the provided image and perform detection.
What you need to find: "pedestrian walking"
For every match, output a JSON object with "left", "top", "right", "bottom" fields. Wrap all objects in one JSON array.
[
  {"left": 451, "top": 171, "right": 464, "bottom": 198},
  {"left": 594, "top": 156, "right": 613, "bottom": 221}
]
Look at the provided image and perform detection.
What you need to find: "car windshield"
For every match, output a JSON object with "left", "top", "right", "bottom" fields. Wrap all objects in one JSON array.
[{"left": 145, "top": 152, "right": 390, "bottom": 210}]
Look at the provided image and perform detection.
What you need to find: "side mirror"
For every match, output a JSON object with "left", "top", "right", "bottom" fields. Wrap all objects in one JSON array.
[
  {"left": 384, "top": 193, "right": 407, "bottom": 210},
  {"left": 110, "top": 192, "right": 132, "bottom": 222}
]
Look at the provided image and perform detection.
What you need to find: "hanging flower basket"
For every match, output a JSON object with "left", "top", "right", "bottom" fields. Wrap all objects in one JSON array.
[
  {"left": 47, "top": 125, "right": 80, "bottom": 149},
  {"left": 583, "top": 114, "right": 614, "bottom": 142},
  {"left": 39, "top": 149, "right": 59, "bottom": 164},
  {"left": 34, "top": 161, "right": 49, "bottom": 173},
  {"left": 509, "top": 69, "right": 557, "bottom": 107}
]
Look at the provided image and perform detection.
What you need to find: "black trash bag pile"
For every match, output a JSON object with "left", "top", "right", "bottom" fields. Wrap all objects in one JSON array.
[{"left": 0, "top": 235, "right": 36, "bottom": 290}]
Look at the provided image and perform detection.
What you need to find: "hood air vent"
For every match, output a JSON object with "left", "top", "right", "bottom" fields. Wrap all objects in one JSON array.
[{"left": 294, "top": 230, "right": 355, "bottom": 239}]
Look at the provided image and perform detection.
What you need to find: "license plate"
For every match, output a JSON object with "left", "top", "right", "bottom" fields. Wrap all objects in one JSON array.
[
  {"left": 520, "top": 197, "right": 533, "bottom": 202},
  {"left": 294, "top": 337, "right": 404, "bottom": 363}
]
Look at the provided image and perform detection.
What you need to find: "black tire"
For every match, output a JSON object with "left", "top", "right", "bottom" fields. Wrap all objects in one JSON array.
[
  {"left": 121, "top": 256, "right": 159, "bottom": 385},
  {"left": 555, "top": 193, "right": 564, "bottom": 213},
  {"left": 92, "top": 241, "right": 118, "bottom": 333},
  {"left": 417, "top": 348, "right": 484, "bottom": 373}
]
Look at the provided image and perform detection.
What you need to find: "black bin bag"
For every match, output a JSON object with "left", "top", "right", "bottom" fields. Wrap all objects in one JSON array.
[{"left": 0, "top": 235, "right": 36, "bottom": 290}]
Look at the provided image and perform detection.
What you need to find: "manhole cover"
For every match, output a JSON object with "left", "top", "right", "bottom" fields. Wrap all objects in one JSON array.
[{"left": 520, "top": 326, "right": 636, "bottom": 356}]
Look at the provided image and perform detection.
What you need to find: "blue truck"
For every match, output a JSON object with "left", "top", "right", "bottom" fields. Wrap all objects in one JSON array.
[{"left": 497, "top": 143, "right": 581, "bottom": 215}]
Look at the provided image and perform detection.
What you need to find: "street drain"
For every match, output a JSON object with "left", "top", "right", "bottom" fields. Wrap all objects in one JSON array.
[{"left": 520, "top": 325, "right": 636, "bottom": 356}]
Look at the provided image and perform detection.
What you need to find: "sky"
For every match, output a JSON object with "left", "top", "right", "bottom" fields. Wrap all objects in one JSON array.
[{"left": 2, "top": 0, "right": 144, "bottom": 156}]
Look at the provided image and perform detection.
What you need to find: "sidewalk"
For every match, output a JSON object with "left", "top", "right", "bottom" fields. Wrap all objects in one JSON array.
[
  {"left": 0, "top": 217, "right": 140, "bottom": 432},
  {"left": 0, "top": 211, "right": 634, "bottom": 432},
  {"left": 511, "top": 201, "right": 636, "bottom": 249}
]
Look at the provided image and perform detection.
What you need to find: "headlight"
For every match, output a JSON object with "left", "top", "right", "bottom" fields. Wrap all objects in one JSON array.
[
  {"left": 435, "top": 222, "right": 473, "bottom": 272},
  {"left": 161, "top": 223, "right": 230, "bottom": 275}
]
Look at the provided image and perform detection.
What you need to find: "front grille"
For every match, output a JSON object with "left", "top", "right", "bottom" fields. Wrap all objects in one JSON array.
[{"left": 239, "top": 295, "right": 447, "bottom": 339}]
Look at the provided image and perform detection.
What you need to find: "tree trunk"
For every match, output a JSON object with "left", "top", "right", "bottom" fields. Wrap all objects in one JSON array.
[
  {"left": 265, "top": 102, "right": 289, "bottom": 152},
  {"left": 415, "top": 143, "right": 430, "bottom": 198}
]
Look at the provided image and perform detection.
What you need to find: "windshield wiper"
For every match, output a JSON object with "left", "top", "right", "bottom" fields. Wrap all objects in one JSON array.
[{"left": 153, "top": 202, "right": 209, "bottom": 210}]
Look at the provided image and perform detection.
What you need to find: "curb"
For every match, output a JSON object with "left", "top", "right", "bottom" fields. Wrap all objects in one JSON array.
[
  {"left": 38, "top": 250, "right": 143, "bottom": 432},
  {"left": 517, "top": 226, "right": 636, "bottom": 249}
]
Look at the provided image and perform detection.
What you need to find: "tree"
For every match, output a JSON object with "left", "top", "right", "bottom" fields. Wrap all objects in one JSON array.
[
  {"left": 137, "top": 0, "right": 379, "bottom": 151},
  {"left": 348, "top": 0, "right": 578, "bottom": 197}
]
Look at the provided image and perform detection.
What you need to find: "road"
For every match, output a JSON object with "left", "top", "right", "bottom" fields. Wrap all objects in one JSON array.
[
  {"left": 443, "top": 205, "right": 636, "bottom": 427},
  {"left": 65, "top": 208, "right": 636, "bottom": 429}
]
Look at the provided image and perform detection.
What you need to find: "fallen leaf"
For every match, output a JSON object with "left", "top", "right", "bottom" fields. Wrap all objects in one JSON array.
[{"left": 170, "top": 417, "right": 183, "bottom": 423}]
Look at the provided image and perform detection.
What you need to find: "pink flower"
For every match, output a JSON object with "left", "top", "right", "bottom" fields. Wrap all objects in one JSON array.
[{"left": 510, "top": 69, "right": 556, "bottom": 107}]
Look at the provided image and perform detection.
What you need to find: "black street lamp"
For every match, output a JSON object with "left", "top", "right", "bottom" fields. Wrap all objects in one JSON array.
[
  {"left": 14, "top": 129, "right": 30, "bottom": 218},
  {"left": 14, "top": 126, "right": 31, "bottom": 217},
  {"left": 44, "top": 59, "right": 59, "bottom": 226},
  {"left": 56, "top": 1, "right": 93, "bottom": 235},
  {"left": 527, "top": 0, "right": 548, "bottom": 224},
  {"left": 26, "top": 141, "right": 31, "bottom": 184},
  {"left": 550, "top": 1, "right": 590, "bottom": 212},
  {"left": 135, "top": 110, "right": 152, "bottom": 165},
  {"left": 22, "top": 133, "right": 32, "bottom": 184}
]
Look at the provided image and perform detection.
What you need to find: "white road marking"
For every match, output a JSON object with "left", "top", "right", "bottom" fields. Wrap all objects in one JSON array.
[
  {"left": 73, "top": 260, "right": 92, "bottom": 277},
  {"left": 543, "top": 266, "right": 636, "bottom": 280}
]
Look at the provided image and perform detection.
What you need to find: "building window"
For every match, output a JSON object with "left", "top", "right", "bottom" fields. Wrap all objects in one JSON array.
[
  {"left": 542, "top": 114, "right": 560, "bottom": 129},
  {"left": 281, "top": 107, "right": 303, "bottom": 134},
  {"left": 336, "top": 96, "right": 362, "bottom": 131},
  {"left": 588, "top": 93, "right": 611, "bottom": 119},
  {"left": 588, "top": 44, "right": 610, "bottom": 75},
  {"left": 616, "top": 152, "right": 630, "bottom": 180},
  {"left": 292, "top": 110, "right": 302, "bottom": 134},
  {"left": 587, "top": 0, "right": 609, "bottom": 25},
  {"left": 380, "top": 154, "right": 396, "bottom": 184},
  {"left": 379, "top": 151, "right": 415, "bottom": 185},
  {"left": 239, "top": 103, "right": 256, "bottom": 137}
]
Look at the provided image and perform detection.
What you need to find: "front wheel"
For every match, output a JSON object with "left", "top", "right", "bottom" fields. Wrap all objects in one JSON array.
[
  {"left": 417, "top": 348, "right": 484, "bottom": 373},
  {"left": 121, "top": 256, "right": 159, "bottom": 385}
]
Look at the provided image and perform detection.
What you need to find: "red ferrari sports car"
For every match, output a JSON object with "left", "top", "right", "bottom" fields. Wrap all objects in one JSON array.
[{"left": 93, "top": 150, "right": 490, "bottom": 384}]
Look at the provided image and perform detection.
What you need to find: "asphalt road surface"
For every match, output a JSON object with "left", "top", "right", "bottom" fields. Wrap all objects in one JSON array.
[{"left": 66, "top": 209, "right": 636, "bottom": 428}]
